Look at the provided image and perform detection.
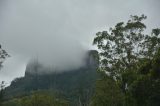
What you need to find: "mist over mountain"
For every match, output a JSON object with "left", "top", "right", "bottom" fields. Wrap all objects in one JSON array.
[
  {"left": 0, "top": 0, "right": 160, "bottom": 105},
  {"left": 25, "top": 50, "right": 98, "bottom": 75},
  {"left": 1, "top": 0, "right": 160, "bottom": 83},
  {"left": 4, "top": 50, "right": 99, "bottom": 105},
  {"left": 0, "top": 0, "right": 95, "bottom": 79}
]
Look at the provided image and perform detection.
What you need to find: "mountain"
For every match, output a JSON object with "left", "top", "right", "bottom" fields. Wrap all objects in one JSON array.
[{"left": 4, "top": 50, "right": 99, "bottom": 105}]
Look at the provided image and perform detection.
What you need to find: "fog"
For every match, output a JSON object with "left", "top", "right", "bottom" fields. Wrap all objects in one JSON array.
[
  {"left": 0, "top": 0, "right": 91, "bottom": 71},
  {"left": 0, "top": 0, "right": 160, "bottom": 83}
]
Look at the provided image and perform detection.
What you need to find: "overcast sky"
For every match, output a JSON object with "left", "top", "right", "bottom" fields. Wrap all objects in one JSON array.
[{"left": 0, "top": 0, "right": 160, "bottom": 85}]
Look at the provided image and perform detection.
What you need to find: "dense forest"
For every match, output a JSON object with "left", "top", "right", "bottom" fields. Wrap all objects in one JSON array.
[{"left": 1, "top": 15, "right": 160, "bottom": 106}]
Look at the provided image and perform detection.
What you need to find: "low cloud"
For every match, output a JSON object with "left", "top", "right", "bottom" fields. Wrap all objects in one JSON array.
[{"left": 0, "top": 0, "right": 160, "bottom": 82}]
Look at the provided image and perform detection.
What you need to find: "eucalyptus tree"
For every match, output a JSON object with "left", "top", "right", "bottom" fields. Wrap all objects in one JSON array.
[
  {"left": 0, "top": 45, "right": 9, "bottom": 105},
  {"left": 93, "top": 15, "right": 160, "bottom": 92}
]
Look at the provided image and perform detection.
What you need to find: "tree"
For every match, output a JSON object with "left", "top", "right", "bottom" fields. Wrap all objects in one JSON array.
[
  {"left": 0, "top": 45, "right": 10, "bottom": 70},
  {"left": 129, "top": 49, "right": 160, "bottom": 106},
  {"left": 18, "top": 91, "right": 69, "bottom": 106},
  {"left": 3, "top": 91, "right": 69, "bottom": 106},
  {"left": 0, "top": 81, "right": 5, "bottom": 106},
  {"left": 90, "top": 72, "right": 124, "bottom": 106},
  {"left": 93, "top": 15, "right": 160, "bottom": 92},
  {"left": 0, "top": 45, "right": 9, "bottom": 106}
]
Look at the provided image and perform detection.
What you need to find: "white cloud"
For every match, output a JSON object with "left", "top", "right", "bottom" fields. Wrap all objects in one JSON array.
[{"left": 0, "top": 0, "right": 160, "bottom": 83}]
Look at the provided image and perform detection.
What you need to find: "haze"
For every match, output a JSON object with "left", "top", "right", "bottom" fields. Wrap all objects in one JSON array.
[{"left": 0, "top": 0, "right": 160, "bottom": 84}]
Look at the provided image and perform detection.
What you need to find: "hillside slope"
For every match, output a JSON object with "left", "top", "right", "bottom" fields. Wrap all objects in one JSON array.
[{"left": 4, "top": 50, "right": 99, "bottom": 105}]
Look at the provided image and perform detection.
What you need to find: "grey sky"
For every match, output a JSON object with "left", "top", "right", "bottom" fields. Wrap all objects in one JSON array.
[{"left": 0, "top": 0, "right": 160, "bottom": 84}]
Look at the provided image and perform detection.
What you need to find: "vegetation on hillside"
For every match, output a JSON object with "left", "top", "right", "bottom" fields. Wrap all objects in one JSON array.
[
  {"left": 91, "top": 15, "right": 160, "bottom": 106},
  {"left": 3, "top": 91, "right": 69, "bottom": 106},
  {"left": 3, "top": 50, "right": 98, "bottom": 106}
]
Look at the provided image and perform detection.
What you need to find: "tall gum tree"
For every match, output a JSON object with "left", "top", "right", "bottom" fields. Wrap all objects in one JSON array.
[{"left": 93, "top": 15, "right": 160, "bottom": 92}]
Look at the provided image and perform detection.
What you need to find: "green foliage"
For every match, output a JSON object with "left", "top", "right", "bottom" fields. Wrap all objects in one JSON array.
[
  {"left": 0, "top": 81, "right": 5, "bottom": 106},
  {"left": 4, "top": 68, "right": 97, "bottom": 105},
  {"left": 129, "top": 50, "right": 160, "bottom": 106},
  {"left": 90, "top": 73, "right": 124, "bottom": 106},
  {"left": 92, "top": 14, "right": 160, "bottom": 105},
  {"left": 3, "top": 91, "right": 69, "bottom": 106},
  {"left": 93, "top": 15, "right": 160, "bottom": 80},
  {"left": 93, "top": 15, "right": 146, "bottom": 77},
  {"left": 93, "top": 14, "right": 160, "bottom": 87}
]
